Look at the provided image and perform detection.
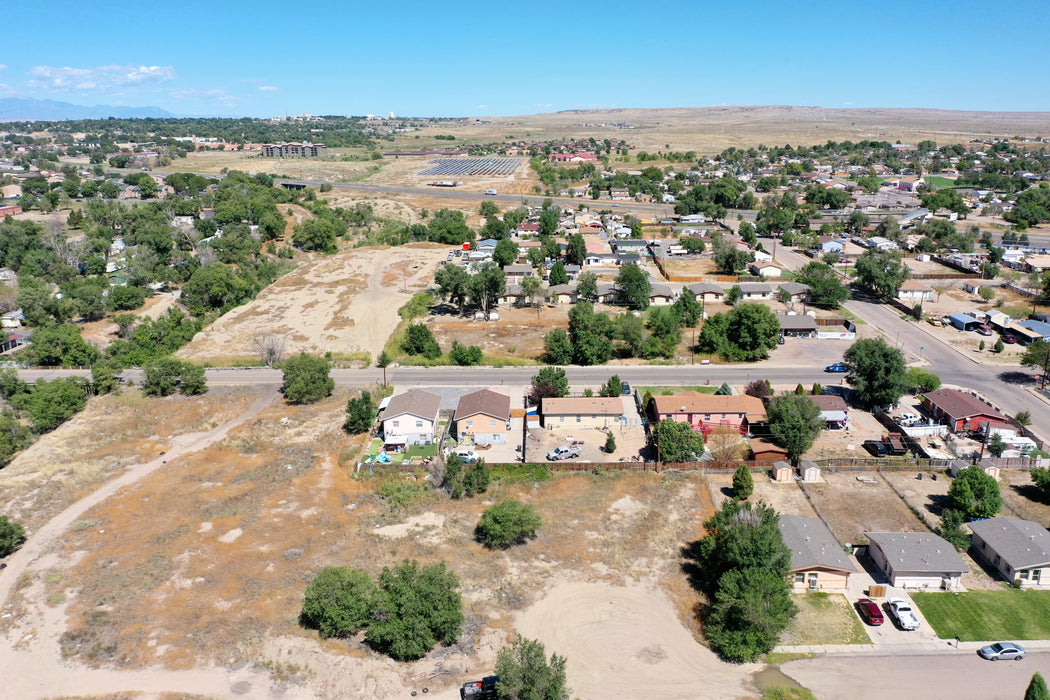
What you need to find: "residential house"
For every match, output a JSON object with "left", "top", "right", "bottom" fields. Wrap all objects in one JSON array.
[
  {"left": 381, "top": 389, "right": 442, "bottom": 448},
  {"left": 986, "top": 311, "right": 1012, "bottom": 332},
  {"left": 921, "top": 388, "right": 1007, "bottom": 433},
  {"left": 584, "top": 253, "right": 620, "bottom": 268},
  {"left": 778, "top": 282, "right": 810, "bottom": 302},
  {"left": 867, "top": 236, "right": 899, "bottom": 251},
  {"left": 476, "top": 238, "right": 499, "bottom": 252},
  {"left": 610, "top": 187, "right": 630, "bottom": 200},
  {"left": 897, "top": 279, "right": 934, "bottom": 303},
  {"left": 865, "top": 531, "right": 968, "bottom": 589},
  {"left": 752, "top": 249, "right": 774, "bottom": 263},
  {"left": 652, "top": 392, "right": 766, "bottom": 435},
  {"left": 818, "top": 237, "right": 844, "bottom": 254},
  {"left": 779, "top": 514, "right": 856, "bottom": 591},
  {"left": 750, "top": 262, "right": 783, "bottom": 278},
  {"left": 516, "top": 222, "right": 542, "bottom": 236},
  {"left": 498, "top": 284, "right": 524, "bottom": 306},
  {"left": 649, "top": 284, "right": 675, "bottom": 306},
  {"left": 969, "top": 517, "right": 1050, "bottom": 588},
  {"left": 504, "top": 264, "right": 533, "bottom": 283},
  {"left": 594, "top": 282, "right": 619, "bottom": 304},
  {"left": 612, "top": 239, "right": 648, "bottom": 255},
  {"left": 686, "top": 282, "right": 725, "bottom": 303},
  {"left": 737, "top": 283, "right": 776, "bottom": 300},
  {"left": 809, "top": 395, "right": 849, "bottom": 428},
  {"left": 617, "top": 253, "right": 642, "bottom": 267},
  {"left": 680, "top": 213, "right": 706, "bottom": 224},
  {"left": 542, "top": 397, "right": 624, "bottom": 429},
  {"left": 1005, "top": 322, "right": 1044, "bottom": 345},
  {"left": 454, "top": 389, "right": 511, "bottom": 445},
  {"left": 547, "top": 284, "right": 577, "bottom": 304},
  {"left": 1017, "top": 319, "right": 1050, "bottom": 342}
]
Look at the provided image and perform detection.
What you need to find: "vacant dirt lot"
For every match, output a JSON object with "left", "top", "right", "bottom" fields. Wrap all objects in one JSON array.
[
  {"left": 10, "top": 388, "right": 730, "bottom": 700},
  {"left": 805, "top": 470, "right": 927, "bottom": 544},
  {"left": 429, "top": 304, "right": 567, "bottom": 360},
  {"left": 178, "top": 243, "right": 447, "bottom": 364},
  {"left": 0, "top": 389, "right": 255, "bottom": 533}
]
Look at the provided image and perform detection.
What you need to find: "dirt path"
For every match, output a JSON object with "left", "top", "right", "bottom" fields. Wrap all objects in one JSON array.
[{"left": 0, "top": 388, "right": 311, "bottom": 700}]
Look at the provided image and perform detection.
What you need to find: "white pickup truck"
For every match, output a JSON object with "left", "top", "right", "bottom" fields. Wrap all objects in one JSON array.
[
  {"left": 546, "top": 445, "right": 581, "bottom": 461},
  {"left": 887, "top": 598, "right": 920, "bottom": 630}
]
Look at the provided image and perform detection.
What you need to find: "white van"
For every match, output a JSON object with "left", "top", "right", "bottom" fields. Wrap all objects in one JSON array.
[{"left": 453, "top": 449, "right": 478, "bottom": 463}]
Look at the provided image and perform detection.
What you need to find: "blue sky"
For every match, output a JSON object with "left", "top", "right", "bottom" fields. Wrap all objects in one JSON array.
[{"left": 2, "top": 0, "right": 1048, "bottom": 117}]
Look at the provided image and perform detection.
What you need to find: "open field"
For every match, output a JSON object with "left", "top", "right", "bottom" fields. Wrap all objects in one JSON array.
[
  {"left": 912, "top": 589, "right": 1050, "bottom": 641},
  {"left": 177, "top": 243, "right": 448, "bottom": 364},
  {"left": 6, "top": 386, "right": 749, "bottom": 698},
  {"left": 427, "top": 304, "right": 565, "bottom": 361},
  {"left": 0, "top": 389, "right": 255, "bottom": 533}
]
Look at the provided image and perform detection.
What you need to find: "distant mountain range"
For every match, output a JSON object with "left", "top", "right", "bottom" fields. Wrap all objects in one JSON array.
[{"left": 0, "top": 98, "right": 176, "bottom": 121}]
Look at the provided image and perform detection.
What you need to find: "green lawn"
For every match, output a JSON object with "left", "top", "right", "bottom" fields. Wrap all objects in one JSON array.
[
  {"left": 406, "top": 443, "right": 438, "bottom": 459},
  {"left": 912, "top": 589, "right": 1050, "bottom": 641},
  {"left": 779, "top": 592, "right": 870, "bottom": 646},
  {"left": 924, "top": 176, "right": 959, "bottom": 190}
]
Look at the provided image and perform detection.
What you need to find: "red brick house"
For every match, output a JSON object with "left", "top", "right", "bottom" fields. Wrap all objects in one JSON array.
[
  {"left": 652, "top": 392, "right": 766, "bottom": 435},
  {"left": 921, "top": 388, "right": 1007, "bottom": 433}
]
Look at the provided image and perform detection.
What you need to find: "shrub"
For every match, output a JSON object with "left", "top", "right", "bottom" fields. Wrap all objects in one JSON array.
[
  {"left": 733, "top": 464, "right": 754, "bottom": 499},
  {"left": 365, "top": 560, "right": 464, "bottom": 661},
  {"left": 476, "top": 499, "right": 542, "bottom": 548},
  {"left": 495, "top": 635, "right": 570, "bottom": 700},
  {"left": 300, "top": 566, "right": 376, "bottom": 638},
  {"left": 604, "top": 432, "right": 616, "bottom": 453},
  {"left": 344, "top": 391, "right": 376, "bottom": 434},
  {"left": 281, "top": 353, "right": 334, "bottom": 404},
  {"left": 0, "top": 515, "right": 26, "bottom": 557}
]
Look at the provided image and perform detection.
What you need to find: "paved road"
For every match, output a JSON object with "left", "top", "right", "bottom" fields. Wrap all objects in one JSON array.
[{"left": 784, "top": 650, "right": 1050, "bottom": 700}]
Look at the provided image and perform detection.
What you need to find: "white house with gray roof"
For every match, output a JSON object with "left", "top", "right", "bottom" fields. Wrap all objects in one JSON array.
[
  {"left": 969, "top": 517, "right": 1050, "bottom": 588},
  {"left": 866, "top": 532, "right": 968, "bottom": 590},
  {"left": 381, "top": 389, "right": 442, "bottom": 448},
  {"left": 779, "top": 515, "right": 856, "bottom": 591}
]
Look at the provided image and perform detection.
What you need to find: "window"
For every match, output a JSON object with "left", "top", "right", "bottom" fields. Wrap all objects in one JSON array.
[
  {"left": 704, "top": 414, "right": 711, "bottom": 421},
  {"left": 577, "top": 416, "right": 582, "bottom": 423},
  {"left": 392, "top": 420, "right": 399, "bottom": 427},
  {"left": 994, "top": 555, "right": 1001, "bottom": 567},
  {"left": 415, "top": 420, "right": 423, "bottom": 428},
  {"left": 466, "top": 420, "right": 473, "bottom": 428},
  {"left": 1019, "top": 570, "right": 1030, "bottom": 580},
  {"left": 794, "top": 573, "right": 805, "bottom": 584},
  {"left": 560, "top": 416, "right": 565, "bottom": 423},
  {"left": 489, "top": 420, "right": 496, "bottom": 428}
]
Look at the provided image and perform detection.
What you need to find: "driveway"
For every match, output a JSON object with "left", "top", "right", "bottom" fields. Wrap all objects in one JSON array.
[{"left": 845, "top": 554, "right": 942, "bottom": 644}]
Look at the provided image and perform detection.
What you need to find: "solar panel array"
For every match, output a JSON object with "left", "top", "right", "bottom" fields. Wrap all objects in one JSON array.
[{"left": 418, "top": 157, "right": 524, "bottom": 176}]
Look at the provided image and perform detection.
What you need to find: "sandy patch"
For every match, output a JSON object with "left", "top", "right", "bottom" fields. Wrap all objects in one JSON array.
[
  {"left": 218, "top": 528, "right": 243, "bottom": 543},
  {"left": 516, "top": 581, "right": 755, "bottom": 699},
  {"left": 374, "top": 512, "right": 446, "bottom": 539},
  {"left": 177, "top": 243, "right": 447, "bottom": 363}
]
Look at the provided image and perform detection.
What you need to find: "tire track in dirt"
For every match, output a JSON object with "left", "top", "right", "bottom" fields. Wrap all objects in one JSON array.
[{"left": 0, "top": 387, "right": 316, "bottom": 700}]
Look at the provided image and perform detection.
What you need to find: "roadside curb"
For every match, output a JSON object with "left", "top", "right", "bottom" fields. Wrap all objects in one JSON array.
[{"left": 774, "top": 638, "right": 1050, "bottom": 656}]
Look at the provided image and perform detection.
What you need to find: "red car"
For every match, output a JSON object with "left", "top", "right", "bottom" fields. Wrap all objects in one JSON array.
[
  {"left": 856, "top": 598, "right": 884, "bottom": 626},
  {"left": 1002, "top": 335, "right": 1018, "bottom": 344}
]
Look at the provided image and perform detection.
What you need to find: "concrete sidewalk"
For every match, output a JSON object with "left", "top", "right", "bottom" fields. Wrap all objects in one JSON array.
[{"left": 774, "top": 638, "right": 1050, "bottom": 656}]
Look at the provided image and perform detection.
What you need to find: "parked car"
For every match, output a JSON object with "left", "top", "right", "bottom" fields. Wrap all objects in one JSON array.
[
  {"left": 1002, "top": 334, "right": 1018, "bottom": 344},
  {"left": 926, "top": 316, "right": 944, "bottom": 327},
  {"left": 453, "top": 449, "right": 478, "bottom": 464},
  {"left": 887, "top": 598, "right": 920, "bottom": 630},
  {"left": 461, "top": 675, "right": 499, "bottom": 699},
  {"left": 546, "top": 445, "right": 581, "bottom": 461},
  {"left": 856, "top": 598, "right": 884, "bottom": 626},
  {"left": 484, "top": 189, "right": 498, "bottom": 196},
  {"left": 979, "top": 642, "right": 1026, "bottom": 661},
  {"left": 825, "top": 362, "right": 848, "bottom": 373},
  {"left": 621, "top": 381, "right": 631, "bottom": 396},
  {"left": 976, "top": 324, "right": 993, "bottom": 336}
]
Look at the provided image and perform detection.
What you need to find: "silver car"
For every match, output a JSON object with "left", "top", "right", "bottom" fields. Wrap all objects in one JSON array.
[{"left": 979, "top": 642, "right": 1025, "bottom": 661}]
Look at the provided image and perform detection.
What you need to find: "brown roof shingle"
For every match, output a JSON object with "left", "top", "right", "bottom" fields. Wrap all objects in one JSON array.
[
  {"left": 922, "top": 388, "right": 1005, "bottom": 422},
  {"left": 652, "top": 392, "right": 766, "bottom": 421},
  {"left": 455, "top": 389, "right": 511, "bottom": 422}
]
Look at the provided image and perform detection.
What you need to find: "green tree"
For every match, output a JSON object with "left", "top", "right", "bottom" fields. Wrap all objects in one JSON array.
[
  {"left": 0, "top": 409, "right": 30, "bottom": 468},
  {"left": 469, "top": 262, "right": 506, "bottom": 314},
  {"left": 1033, "top": 467, "right": 1050, "bottom": 497},
  {"left": 521, "top": 275, "right": 544, "bottom": 307},
  {"left": 402, "top": 323, "right": 441, "bottom": 358},
  {"left": 567, "top": 302, "right": 612, "bottom": 366},
  {"left": 344, "top": 390, "right": 376, "bottom": 434},
  {"left": 575, "top": 271, "right": 598, "bottom": 300},
  {"left": 604, "top": 432, "right": 616, "bottom": 454},
  {"left": 935, "top": 509, "right": 970, "bottom": 550},
  {"left": 599, "top": 375, "right": 622, "bottom": 398},
  {"left": 181, "top": 263, "right": 253, "bottom": 314},
  {"left": 548, "top": 261, "right": 569, "bottom": 287},
  {"left": 705, "top": 567, "right": 797, "bottom": 663},
  {"left": 0, "top": 515, "right": 27, "bottom": 558},
  {"left": 1016, "top": 410, "right": 1032, "bottom": 427},
  {"left": 733, "top": 464, "right": 754, "bottom": 499},
  {"left": 462, "top": 460, "right": 490, "bottom": 497},
  {"left": 1026, "top": 673, "right": 1050, "bottom": 700},
  {"left": 947, "top": 464, "right": 1003, "bottom": 520},
  {"left": 141, "top": 358, "right": 205, "bottom": 397},
  {"left": 766, "top": 394, "right": 824, "bottom": 465},
  {"left": 91, "top": 360, "right": 122, "bottom": 395},
  {"left": 844, "top": 338, "right": 909, "bottom": 409},
  {"left": 292, "top": 217, "right": 340, "bottom": 253},
  {"left": 495, "top": 635, "right": 570, "bottom": 700},
  {"left": 906, "top": 367, "right": 942, "bottom": 393},
  {"left": 542, "top": 328, "right": 573, "bottom": 365},
  {"left": 615, "top": 310, "right": 646, "bottom": 357},
  {"left": 493, "top": 238, "right": 519, "bottom": 268},
  {"left": 449, "top": 340, "right": 483, "bottom": 365},
  {"left": 434, "top": 263, "right": 471, "bottom": 314},
  {"left": 615, "top": 263, "right": 652, "bottom": 310},
  {"left": 721, "top": 303, "right": 781, "bottom": 362},
  {"left": 300, "top": 566, "right": 377, "bottom": 638},
  {"left": 479, "top": 200, "right": 499, "bottom": 217},
  {"left": 476, "top": 499, "right": 543, "bottom": 548},
  {"left": 365, "top": 560, "right": 464, "bottom": 661},
  {"left": 795, "top": 262, "right": 849, "bottom": 308},
  {"left": 656, "top": 419, "right": 705, "bottom": 462},
  {"left": 9, "top": 377, "right": 88, "bottom": 432},
  {"left": 674, "top": 289, "right": 702, "bottom": 327},
  {"left": 1021, "top": 341, "right": 1050, "bottom": 389},
  {"left": 987, "top": 432, "right": 1007, "bottom": 458},
  {"left": 21, "top": 324, "right": 100, "bottom": 367},
  {"left": 281, "top": 353, "right": 334, "bottom": 404},
  {"left": 854, "top": 248, "right": 910, "bottom": 300},
  {"left": 715, "top": 246, "right": 751, "bottom": 275},
  {"left": 530, "top": 366, "right": 569, "bottom": 402},
  {"left": 566, "top": 232, "right": 586, "bottom": 266},
  {"left": 725, "top": 285, "right": 742, "bottom": 306}
]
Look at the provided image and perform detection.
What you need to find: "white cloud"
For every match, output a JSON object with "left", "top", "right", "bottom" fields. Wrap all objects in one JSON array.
[
  {"left": 0, "top": 65, "right": 7, "bottom": 72},
  {"left": 26, "top": 64, "right": 176, "bottom": 92},
  {"left": 476, "top": 104, "right": 488, "bottom": 109},
  {"left": 258, "top": 85, "right": 279, "bottom": 92},
  {"left": 169, "top": 86, "right": 239, "bottom": 106},
  {"left": 843, "top": 101, "right": 854, "bottom": 106}
]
